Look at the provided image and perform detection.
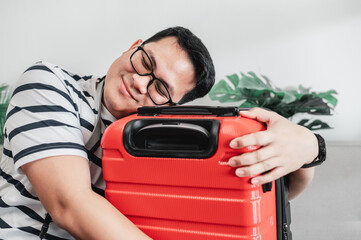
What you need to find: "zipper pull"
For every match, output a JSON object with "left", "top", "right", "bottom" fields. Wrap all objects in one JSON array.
[{"left": 283, "top": 223, "right": 289, "bottom": 240}]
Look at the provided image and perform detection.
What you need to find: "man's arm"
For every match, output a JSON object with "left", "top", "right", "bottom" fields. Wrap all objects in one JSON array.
[
  {"left": 22, "top": 155, "right": 151, "bottom": 240},
  {"left": 287, "top": 167, "right": 314, "bottom": 200},
  {"left": 227, "top": 108, "right": 318, "bottom": 199}
]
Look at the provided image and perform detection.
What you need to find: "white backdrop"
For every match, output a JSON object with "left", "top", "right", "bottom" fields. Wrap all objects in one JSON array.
[{"left": 1, "top": 0, "right": 360, "bottom": 142}]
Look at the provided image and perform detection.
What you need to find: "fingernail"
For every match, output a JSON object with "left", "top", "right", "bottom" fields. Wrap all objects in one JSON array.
[
  {"left": 236, "top": 169, "right": 245, "bottom": 176},
  {"left": 251, "top": 178, "right": 259, "bottom": 184},
  {"left": 228, "top": 160, "right": 236, "bottom": 167},
  {"left": 230, "top": 141, "right": 237, "bottom": 148},
  {"left": 239, "top": 110, "right": 250, "bottom": 115}
]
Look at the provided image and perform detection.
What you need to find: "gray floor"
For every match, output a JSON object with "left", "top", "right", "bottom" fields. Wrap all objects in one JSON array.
[{"left": 290, "top": 142, "right": 361, "bottom": 240}]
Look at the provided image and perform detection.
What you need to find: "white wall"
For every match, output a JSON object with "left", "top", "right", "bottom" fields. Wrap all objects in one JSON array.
[{"left": 1, "top": 0, "right": 360, "bottom": 142}]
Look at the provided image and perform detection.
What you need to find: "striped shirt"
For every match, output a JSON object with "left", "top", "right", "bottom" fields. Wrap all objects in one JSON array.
[{"left": 0, "top": 61, "right": 116, "bottom": 239}]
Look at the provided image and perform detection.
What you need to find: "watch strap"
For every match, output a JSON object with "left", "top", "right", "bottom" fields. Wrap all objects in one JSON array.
[{"left": 302, "top": 133, "right": 326, "bottom": 168}]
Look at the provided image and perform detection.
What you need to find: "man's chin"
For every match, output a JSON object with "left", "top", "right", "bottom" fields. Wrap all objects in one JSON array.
[{"left": 114, "top": 107, "right": 139, "bottom": 119}]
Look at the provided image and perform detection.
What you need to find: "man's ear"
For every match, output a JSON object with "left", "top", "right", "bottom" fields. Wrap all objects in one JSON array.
[{"left": 124, "top": 39, "right": 142, "bottom": 53}]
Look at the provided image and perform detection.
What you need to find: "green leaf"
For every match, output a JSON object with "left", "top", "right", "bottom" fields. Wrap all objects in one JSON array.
[
  {"left": 282, "top": 91, "right": 297, "bottom": 104},
  {"left": 297, "top": 119, "right": 310, "bottom": 126},
  {"left": 0, "top": 84, "right": 12, "bottom": 145},
  {"left": 216, "top": 94, "right": 244, "bottom": 103},
  {"left": 209, "top": 80, "right": 233, "bottom": 94},
  {"left": 247, "top": 72, "right": 268, "bottom": 89},
  {"left": 238, "top": 72, "right": 266, "bottom": 90},
  {"left": 318, "top": 90, "right": 338, "bottom": 107},
  {"left": 239, "top": 100, "right": 259, "bottom": 108},
  {"left": 260, "top": 74, "right": 273, "bottom": 89},
  {"left": 297, "top": 119, "right": 332, "bottom": 130},
  {"left": 298, "top": 85, "right": 311, "bottom": 94},
  {"left": 226, "top": 74, "right": 240, "bottom": 89},
  {"left": 209, "top": 80, "right": 239, "bottom": 102},
  {"left": 208, "top": 71, "right": 338, "bottom": 131}
]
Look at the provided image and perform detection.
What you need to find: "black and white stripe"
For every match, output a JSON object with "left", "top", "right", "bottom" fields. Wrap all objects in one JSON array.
[{"left": 0, "top": 61, "right": 116, "bottom": 239}]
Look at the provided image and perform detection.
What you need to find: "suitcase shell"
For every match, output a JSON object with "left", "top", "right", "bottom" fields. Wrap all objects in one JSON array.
[{"left": 101, "top": 106, "right": 283, "bottom": 240}]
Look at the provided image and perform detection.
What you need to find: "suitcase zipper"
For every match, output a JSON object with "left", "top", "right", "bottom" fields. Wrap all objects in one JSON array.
[{"left": 282, "top": 223, "right": 289, "bottom": 240}]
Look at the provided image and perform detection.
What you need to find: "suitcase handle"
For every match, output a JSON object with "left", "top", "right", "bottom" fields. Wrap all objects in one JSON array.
[
  {"left": 123, "top": 119, "right": 220, "bottom": 159},
  {"left": 137, "top": 106, "right": 242, "bottom": 116},
  {"left": 134, "top": 122, "right": 210, "bottom": 151}
]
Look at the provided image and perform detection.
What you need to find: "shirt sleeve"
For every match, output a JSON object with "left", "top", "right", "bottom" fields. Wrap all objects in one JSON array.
[{"left": 5, "top": 62, "right": 88, "bottom": 172}]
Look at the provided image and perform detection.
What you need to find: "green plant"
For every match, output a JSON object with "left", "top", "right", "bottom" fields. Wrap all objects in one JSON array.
[
  {"left": 0, "top": 84, "right": 12, "bottom": 145},
  {"left": 209, "top": 72, "right": 338, "bottom": 130}
]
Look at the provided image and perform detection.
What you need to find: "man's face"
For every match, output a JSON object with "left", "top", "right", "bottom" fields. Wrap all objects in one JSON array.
[{"left": 103, "top": 36, "right": 196, "bottom": 119}]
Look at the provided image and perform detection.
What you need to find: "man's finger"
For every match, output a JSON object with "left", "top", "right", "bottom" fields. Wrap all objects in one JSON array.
[
  {"left": 234, "top": 157, "right": 279, "bottom": 178},
  {"left": 229, "top": 130, "right": 273, "bottom": 149},
  {"left": 228, "top": 145, "right": 276, "bottom": 167},
  {"left": 239, "top": 107, "right": 276, "bottom": 124},
  {"left": 250, "top": 167, "right": 285, "bottom": 185}
]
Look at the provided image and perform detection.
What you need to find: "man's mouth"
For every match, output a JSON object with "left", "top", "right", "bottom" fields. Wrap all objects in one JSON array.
[{"left": 120, "top": 78, "right": 134, "bottom": 100}]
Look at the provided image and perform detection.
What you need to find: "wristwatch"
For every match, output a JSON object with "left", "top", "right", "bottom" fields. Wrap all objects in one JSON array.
[{"left": 301, "top": 134, "right": 326, "bottom": 168}]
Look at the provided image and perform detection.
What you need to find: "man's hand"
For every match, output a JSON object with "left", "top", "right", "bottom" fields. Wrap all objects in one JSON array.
[{"left": 228, "top": 107, "right": 318, "bottom": 185}]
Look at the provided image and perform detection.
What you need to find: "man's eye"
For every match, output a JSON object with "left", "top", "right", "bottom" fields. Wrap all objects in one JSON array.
[
  {"left": 155, "top": 82, "right": 167, "bottom": 97},
  {"left": 141, "top": 57, "right": 152, "bottom": 71}
]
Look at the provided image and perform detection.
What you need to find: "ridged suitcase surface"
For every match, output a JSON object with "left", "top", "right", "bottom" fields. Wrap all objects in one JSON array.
[{"left": 101, "top": 106, "right": 280, "bottom": 240}]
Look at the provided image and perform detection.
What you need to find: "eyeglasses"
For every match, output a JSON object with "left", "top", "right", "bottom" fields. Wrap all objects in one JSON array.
[{"left": 130, "top": 45, "right": 175, "bottom": 105}]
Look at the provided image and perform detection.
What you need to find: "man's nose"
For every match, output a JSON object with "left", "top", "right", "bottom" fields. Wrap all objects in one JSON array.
[{"left": 132, "top": 73, "right": 152, "bottom": 95}]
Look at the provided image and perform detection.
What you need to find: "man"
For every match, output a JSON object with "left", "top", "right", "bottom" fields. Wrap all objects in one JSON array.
[{"left": 0, "top": 26, "right": 320, "bottom": 239}]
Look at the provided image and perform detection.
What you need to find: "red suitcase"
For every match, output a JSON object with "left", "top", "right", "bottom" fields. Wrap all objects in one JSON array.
[{"left": 101, "top": 106, "right": 291, "bottom": 240}]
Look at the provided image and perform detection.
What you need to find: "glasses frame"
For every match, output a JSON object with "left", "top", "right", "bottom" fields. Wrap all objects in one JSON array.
[{"left": 130, "top": 45, "right": 176, "bottom": 106}]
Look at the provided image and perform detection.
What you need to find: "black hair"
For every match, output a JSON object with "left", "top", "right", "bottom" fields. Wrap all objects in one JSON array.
[{"left": 142, "top": 26, "right": 215, "bottom": 104}]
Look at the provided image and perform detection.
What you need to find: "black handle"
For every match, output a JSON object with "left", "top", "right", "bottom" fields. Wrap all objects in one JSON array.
[
  {"left": 134, "top": 122, "right": 210, "bottom": 151},
  {"left": 123, "top": 119, "right": 220, "bottom": 159},
  {"left": 137, "top": 106, "right": 241, "bottom": 116}
]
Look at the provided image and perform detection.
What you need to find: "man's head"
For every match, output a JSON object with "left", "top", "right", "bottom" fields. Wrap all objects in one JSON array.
[
  {"left": 104, "top": 26, "right": 215, "bottom": 119},
  {"left": 142, "top": 26, "right": 215, "bottom": 104}
]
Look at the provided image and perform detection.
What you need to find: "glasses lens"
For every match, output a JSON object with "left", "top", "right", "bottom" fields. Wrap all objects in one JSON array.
[
  {"left": 131, "top": 48, "right": 153, "bottom": 75},
  {"left": 148, "top": 79, "right": 171, "bottom": 105}
]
